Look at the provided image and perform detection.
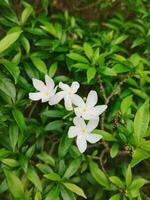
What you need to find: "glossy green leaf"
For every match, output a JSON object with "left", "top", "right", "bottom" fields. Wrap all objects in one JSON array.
[{"left": 31, "top": 56, "right": 47, "bottom": 74}]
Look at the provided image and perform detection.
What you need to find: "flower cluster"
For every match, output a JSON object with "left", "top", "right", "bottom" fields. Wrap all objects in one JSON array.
[{"left": 29, "top": 75, "right": 107, "bottom": 153}]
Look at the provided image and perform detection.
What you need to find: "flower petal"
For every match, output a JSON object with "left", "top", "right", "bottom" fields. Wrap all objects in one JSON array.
[
  {"left": 73, "top": 117, "right": 86, "bottom": 128},
  {"left": 64, "top": 96, "right": 73, "bottom": 110},
  {"left": 49, "top": 91, "right": 65, "bottom": 105},
  {"left": 71, "top": 82, "right": 80, "bottom": 93},
  {"left": 74, "top": 107, "right": 82, "bottom": 117},
  {"left": 87, "top": 118, "right": 99, "bottom": 132},
  {"left": 68, "top": 126, "right": 78, "bottom": 138},
  {"left": 85, "top": 133, "right": 102, "bottom": 144},
  {"left": 29, "top": 92, "right": 42, "bottom": 101},
  {"left": 59, "top": 82, "right": 70, "bottom": 91},
  {"left": 72, "top": 94, "right": 85, "bottom": 107},
  {"left": 76, "top": 135, "right": 87, "bottom": 153},
  {"left": 91, "top": 105, "right": 108, "bottom": 116},
  {"left": 32, "top": 78, "right": 45, "bottom": 91},
  {"left": 45, "top": 75, "right": 54, "bottom": 89},
  {"left": 86, "top": 90, "right": 98, "bottom": 107}
]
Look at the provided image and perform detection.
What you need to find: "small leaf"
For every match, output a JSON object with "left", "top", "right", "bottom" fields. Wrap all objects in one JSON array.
[
  {"left": 12, "top": 108, "right": 26, "bottom": 132},
  {"left": 44, "top": 172, "right": 61, "bottom": 181},
  {"left": 9, "top": 122, "right": 19, "bottom": 152},
  {"left": 71, "top": 63, "right": 91, "bottom": 69},
  {"left": 63, "top": 157, "right": 81, "bottom": 179},
  {"left": 83, "top": 42, "right": 93, "bottom": 60},
  {"left": 110, "top": 143, "right": 119, "bottom": 158},
  {"left": 58, "top": 134, "right": 72, "bottom": 158},
  {"left": 109, "top": 193, "right": 121, "bottom": 200},
  {"left": 63, "top": 182, "right": 87, "bottom": 199},
  {"left": 4, "top": 170, "right": 24, "bottom": 198},
  {"left": 0, "top": 59, "right": 20, "bottom": 83},
  {"left": 21, "top": 2, "right": 33, "bottom": 25},
  {"left": 49, "top": 62, "right": 58, "bottom": 78},
  {"left": 27, "top": 167, "right": 43, "bottom": 192},
  {"left": 60, "top": 185, "right": 76, "bottom": 200},
  {"left": 37, "top": 152, "right": 55, "bottom": 167},
  {"left": 31, "top": 56, "right": 47, "bottom": 74},
  {"left": 44, "top": 120, "right": 63, "bottom": 131},
  {"left": 87, "top": 67, "right": 96, "bottom": 83},
  {"left": 45, "top": 185, "right": 60, "bottom": 200},
  {"left": 130, "top": 148, "right": 149, "bottom": 167},
  {"left": 109, "top": 176, "right": 125, "bottom": 188},
  {"left": 89, "top": 160, "right": 110, "bottom": 188},
  {"left": 93, "top": 129, "right": 116, "bottom": 141},
  {"left": 125, "top": 165, "right": 132, "bottom": 187},
  {"left": 121, "top": 95, "right": 132, "bottom": 115},
  {"left": 0, "top": 27, "right": 22, "bottom": 54},
  {"left": 67, "top": 53, "right": 89, "bottom": 63},
  {"left": 134, "top": 100, "right": 149, "bottom": 143}
]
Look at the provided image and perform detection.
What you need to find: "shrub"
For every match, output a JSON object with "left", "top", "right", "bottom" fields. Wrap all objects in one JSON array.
[{"left": 0, "top": 1, "right": 149, "bottom": 199}]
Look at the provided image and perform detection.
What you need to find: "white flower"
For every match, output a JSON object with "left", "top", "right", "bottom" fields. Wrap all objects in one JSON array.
[
  {"left": 73, "top": 90, "right": 107, "bottom": 120},
  {"left": 29, "top": 75, "right": 57, "bottom": 103},
  {"left": 49, "top": 81, "right": 81, "bottom": 111},
  {"left": 68, "top": 117, "right": 102, "bottom": 153}
]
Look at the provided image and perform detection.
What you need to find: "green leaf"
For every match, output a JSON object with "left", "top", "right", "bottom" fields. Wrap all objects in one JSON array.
[
  {"left": 67, "top": 53, "right": 89, "bottom": 63},
  {"left": 87, "top": 67, "right": 96, "bottom": 83},
  {"left": 109, "top": 176, "right": 125, "bottom": 188},
  {"left": 0, "top": 59, "right": 20, "bottom": 83},
  {"left": 92, "top": 48, "right": 100, "bottom": 65},
  {"left": 4, "top": 170, "right": 24, "bottom": 198},
  {"left": 41, "top": 110, "right": 66, "bottom": 118},
  {"left": 109, "top": 193, "right": 121, "bottom": 200},
  {"left": 130, "top": 148, "right": 149, "bottom": 167},
  {"left": 35, "top": 191, "right": 42, "bottom": 200},
  {"left": 63, "top": 182, "right": 87, "bottom": 199},
  {"left": 134, "top": 100, "right": 149, "bottom": 143},
  {"left": 125, "top": 165, "right": 132, "bottom": 187},
  {"left": 21, "top": 2, "right": 33, "bottom": 25},
  {"left": 21, "top": 35, "right": 30, "bottom": 54},
  {"left": 49, "top": 62, "right": 58, "bottom": 78},
  {"left": 9, "top": 122, "right": 18, "bottom": 152},
  {"left": 110, "top": 143, "right": 119, "bottom": 158},
  {"left": 44, "top": 172, "right": 61, "bottom": 181},
  {"left": 44, "top": 120, "right": 63, "bottom": 131},
  {"left": 31, "top": 56, "right": 47, "bottom": 74},
  {"left": 37, "top": 152, "right": 55, "bottom": 167},
  {"left": 112, "top": 35, "right": 128, "bottom": 45},
  {"left": 140, "top": 140, "right": 150, "bottom": 151},
  {"left": 128, "top": 178, "right": 149, "bottom": 198},
  {"left": 27, "top": 167, "right": 43, "bottom": 192},
  {"left": 40, "top": 21, "right": 58, "bottom": 38},
  {"left": 0, "top": 27, "right": 22, "bottom": 54},
  {"left": 58, "top": 134, "right": 72, "bottom": 158},
  {"left": 131, "top": 38, "right": 145, "bottom": 48},
  {"left": 0, "top": 149, "right": 11, "bottom": 160},
  {"left": 83, "top": 42, "right": 93, "bottom": 60},
  {"left": 71, "top": 63, "right": 91, "bottom": 69},
  {"left": 60, "top": 185, "right": 76, "bottom": 200},
  {"left": 63, "top": 157, "right": 81, "bottom": 179},
  {"left": 45, "top": 185, "right": 60, "bottom": 200},
  {"left": 112, "top": 64, "right": 131, "bottom": 74},
  {"left": 0, "top": 75, "right": 16, "bottom": 100},
  {"left": 121, "top": 95, "right": 132, "bottom": 115},
  {"left": 12, "top": 108, "right": 26, "bottom": 133},
  {"left": 89, "top": 160, "right": 110, "bottom": 188},
  {"left": 93, "top": 129, "right": 117, "bottom": 141}
]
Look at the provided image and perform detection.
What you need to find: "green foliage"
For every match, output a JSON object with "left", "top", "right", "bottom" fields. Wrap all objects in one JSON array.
[{"left": 0, "top": 0, "right": 149, "bottom": 199}]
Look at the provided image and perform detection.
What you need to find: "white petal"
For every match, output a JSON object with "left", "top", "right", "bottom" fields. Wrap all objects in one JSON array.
[
  {"left": 87, "top": 118, "right": 99, "bottom": 132},
  {"left": 68, "top": 126, "right": 78, "bottom": 138},
  {"left": 85, "top": 133, "right": 102, "bottom": 144},
  {"left": 86, "top": 90, "right": 98, "bottom": 108},
  {"left": 32, "top": 78, "right": 45, "bottom": 91},
  {"left": 74, "top": 107, "right": 82, "bottom": 117},
  {"left": 82, "top": 112, "right": 94, "bottom": 120},
  {"left": 45, "top": 75, "right": 54, "bottom": 89},
  {"left": 64, "top": 96, "right": 73, "bottom": 110},
  {"left": 91, "top": 105, "right": 108, "bottom": 116},
  {"left": 59, "top": 82, "right": 70, "bottom": 91},
  {"left": 72, "top": 94, "right": 85, "bottom": 107},
  {"left": 76, "top": 136, "right": 87, "bottom": 153},
  {"left": 73, "top": 117, "right": 86, "bottom": 128},
  {"left": 71, "top": 82, "right": 80, "bottom": 93},
  {"left": 29, "top": 92, "right": 42, "bottom": 101},
  {"left": 49, "top": 91, "right": 65, "bottom": 105}
]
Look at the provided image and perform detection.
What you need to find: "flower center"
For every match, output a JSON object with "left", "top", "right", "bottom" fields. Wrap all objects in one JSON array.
[
  {"left": 67, "top": 91, "right": 72, "bottom": 96},
  {"left": 82, "top": 107, "right": 87, "bottom": 112},
  {"left": 80, "top": 128, "right": 87, "bottom": 133},
  {"left": 44, "top": 92, "right": 49, "bottom": 97}
]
